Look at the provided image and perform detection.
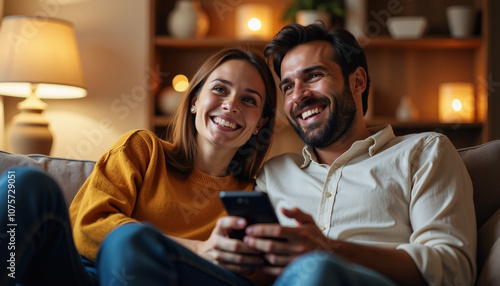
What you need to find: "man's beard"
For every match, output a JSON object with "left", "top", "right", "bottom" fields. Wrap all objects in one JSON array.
[{"left": 287, "top": 86, "right": 357, "bottom": 148}]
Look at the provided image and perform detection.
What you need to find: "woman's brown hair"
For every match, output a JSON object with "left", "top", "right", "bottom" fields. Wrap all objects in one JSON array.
[{"left": 164, "top": 48, "right": 277, "bottom": 182}]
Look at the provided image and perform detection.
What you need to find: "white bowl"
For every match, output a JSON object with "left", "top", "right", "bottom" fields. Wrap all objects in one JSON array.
[{"left": 387, "top": 16, "right": 428, "bottom": 39}]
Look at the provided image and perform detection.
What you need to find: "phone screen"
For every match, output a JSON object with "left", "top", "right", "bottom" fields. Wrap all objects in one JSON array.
[{"left": 219, "top": 191, "right": 279, "bottom": 240}]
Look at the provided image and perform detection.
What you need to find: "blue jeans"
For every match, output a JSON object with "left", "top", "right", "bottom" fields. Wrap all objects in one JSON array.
[
  {"left": 0, "top": 167, "right": 98, "bottom": 286},
  {"left": 98, "top": 223, "right": 257, "bottom": 286},
  {"left": 274, "top": 251, "right": 398, "bottom": 286}
]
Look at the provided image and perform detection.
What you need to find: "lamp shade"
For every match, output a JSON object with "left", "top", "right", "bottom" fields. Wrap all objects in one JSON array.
[
  {"left": 438, "top": 82, "right": 475, "bottom": 123},
  {"left": 0, "top": 16, "right": 87, "bottom": 99},
  {"left": 236, "top": 4, "right": 272, "bottom": 40}
]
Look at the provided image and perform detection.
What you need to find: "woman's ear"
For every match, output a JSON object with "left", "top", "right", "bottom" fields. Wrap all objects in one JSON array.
[
  {"left": 350, "top": 67, "right": 367, "bottom": 97},
  {"left": 191, "top": 95, "right": 198, "bottom": 110},
  {"left": 256, "top": 117, "right": 269, "bottom": 132}
]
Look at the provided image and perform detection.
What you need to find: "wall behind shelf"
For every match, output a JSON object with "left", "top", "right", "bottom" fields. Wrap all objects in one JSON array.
[
  {"left": 366, "top": 0, "right": 482, "bottom": 36},
  {"left": 365, "top": 48, "right": 478, "bottom": 121},
  {"left": 157, "top": 0, "right": 290, "bottom": 38}
]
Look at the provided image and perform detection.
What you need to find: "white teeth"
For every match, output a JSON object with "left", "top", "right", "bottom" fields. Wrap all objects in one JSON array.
[
  {"left": 301, "top": 107, "right": 322, "bottom": 120},
  {"left": 213, "top": 117, "right": 237, "bottom": 130}
]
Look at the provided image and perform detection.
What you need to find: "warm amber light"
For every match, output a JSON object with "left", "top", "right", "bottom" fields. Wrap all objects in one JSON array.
[
  {"left": 248, "top": 18, "right": 262, "bottom": 31},
  {"left": 439, "top": 83, "right": 475, "bottom": 123},
  {"left": 452, "top": 99, "right": 463, "bottom": 111},
  {"left": 236, "top": 4, "right": 272, "bottom": 39},
  {"left": 0, "top": 16, "right": 86, "bottom": 99},
  {"left": 172, "top": 74, "right": 189, "bottom": 92}
]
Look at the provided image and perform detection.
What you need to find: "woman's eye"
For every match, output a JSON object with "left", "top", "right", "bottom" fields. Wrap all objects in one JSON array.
[
  {"left": 214, "top": 86, "right": 224, "bottom": 92},
  {"left": 242, "top": 97, "right": 257, "bottom": 105}
]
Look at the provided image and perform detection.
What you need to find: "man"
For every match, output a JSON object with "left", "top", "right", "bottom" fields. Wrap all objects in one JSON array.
[{"left": 241, "top": 23, "right": 476, "bottom": 286}]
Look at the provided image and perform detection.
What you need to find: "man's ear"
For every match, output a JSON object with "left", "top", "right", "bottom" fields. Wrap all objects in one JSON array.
[{"left": 350, "top": 67, "right": 367, "bottom": 97}]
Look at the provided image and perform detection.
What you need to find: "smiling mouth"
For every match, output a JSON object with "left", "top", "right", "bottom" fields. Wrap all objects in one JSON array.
[
  {"left": 212, "top": 117, "right": 239, "bottom": 130},
  {"left": 300, "top": 106, "right": 326, "bottom": 120}
]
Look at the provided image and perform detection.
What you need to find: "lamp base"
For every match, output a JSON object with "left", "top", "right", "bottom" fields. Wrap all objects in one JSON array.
[{"left": 9, "top": 95, "right": 53, "bottom": 155}]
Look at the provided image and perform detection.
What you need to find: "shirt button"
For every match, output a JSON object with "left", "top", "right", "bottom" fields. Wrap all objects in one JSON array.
[
  {"left": 333, "top": 163, "right": 340, "bottom": 170},
  {"left": 325, "top": 192, "right": 332, "bottom": 198},
  {"left": 319, "top": 226, "right": 326, "bottom": 231}
]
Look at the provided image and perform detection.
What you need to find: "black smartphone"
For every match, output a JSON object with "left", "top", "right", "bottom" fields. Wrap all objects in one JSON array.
[{"left": 219, "top": 191, "right": 280, "bottom": 240}]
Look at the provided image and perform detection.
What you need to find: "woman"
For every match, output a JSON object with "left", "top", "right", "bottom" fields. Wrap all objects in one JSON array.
[{"left": 0, "top": 48, "right": 277, "bottom": 286}]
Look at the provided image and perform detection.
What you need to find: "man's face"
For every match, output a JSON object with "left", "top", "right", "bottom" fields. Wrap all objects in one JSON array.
[{"left": 279, "top": 41, "right": 357, "bottom": 148}]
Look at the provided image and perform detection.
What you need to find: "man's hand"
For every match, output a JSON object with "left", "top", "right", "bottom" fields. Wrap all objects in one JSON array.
[
  {"left": 242, "top": 207, "right": 332, "bottom": 276},
  {"left": 194, "top": 216, "right": 263, "bottom": 274}
]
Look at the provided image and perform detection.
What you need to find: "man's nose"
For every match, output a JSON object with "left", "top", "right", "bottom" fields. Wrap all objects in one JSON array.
[{"left": 290, "top": 80, "right": 312, "bottom": 103}]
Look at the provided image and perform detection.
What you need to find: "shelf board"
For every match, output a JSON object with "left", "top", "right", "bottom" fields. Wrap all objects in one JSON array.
[
  {"left": 156, "top": 35, "right": 482, "bottom": 50},
  {"left": 155, "top": 36, "right": 270, "bottom": 48},
  {"left": 366, "top": 117, "right": 483, "bottom": 129},
  {"left": 361, "top": 35, "right": 482, "bottom": 49}
]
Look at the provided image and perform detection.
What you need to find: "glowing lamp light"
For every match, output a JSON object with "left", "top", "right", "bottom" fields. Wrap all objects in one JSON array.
[
  {"left": 248, "top": 18, "right": 262, "bottom": 31},
  {"left": 452, "top": 99, "right": 463, "bottom": 111},
  {"left": 172, "top": 74, "right": 189, "bottom": 92},
  {"left": 0, "top": 16, "right": 86, "bottom": 155},
  {"left": 236, "top": 4, "right": 272, "bottom": 40},
  {"left": 438, "top": 82, "right": 475, "bottom": 123}
]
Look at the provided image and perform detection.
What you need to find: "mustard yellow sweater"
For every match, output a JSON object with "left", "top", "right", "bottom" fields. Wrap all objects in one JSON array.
[{"left": 69, "top": 129, "right": 254, "bottom": 261}]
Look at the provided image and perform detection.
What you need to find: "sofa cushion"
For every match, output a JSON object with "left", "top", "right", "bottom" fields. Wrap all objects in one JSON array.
[
  {"left": 457, "top": 140, "right": 500, "bottom": 229},
  {"left": 0, "top": 150, "right": 95, "bottom": 207},
  {"left": 476, "top": 208, "right": 500, "bottom": 286}
]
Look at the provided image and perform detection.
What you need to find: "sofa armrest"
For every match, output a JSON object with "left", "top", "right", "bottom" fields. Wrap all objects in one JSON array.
[
  {"left": 476, "top": 208, "right": 500, "bottom": 286},
  {"left": 0, "top": 151, "right": 95, "bottom": 207},
  {"left": 458, "top": 140, "right": 500, "bottom": 228}
]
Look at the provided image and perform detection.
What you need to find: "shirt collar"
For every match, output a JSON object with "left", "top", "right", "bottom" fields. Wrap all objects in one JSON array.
[
  {"left": 367, "top": 125, "right": 395, "bottom": 156},
  {"left": 299, "top": 125, "right": 395, "bottom": 168}
]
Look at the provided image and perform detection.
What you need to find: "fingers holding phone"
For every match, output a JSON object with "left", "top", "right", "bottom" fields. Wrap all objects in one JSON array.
[
  {"left": 198, "top": 216, "right": 264, "bottom": 273},
  {"left": 219, "top": 191, "right": 281, "bottom": 240}
]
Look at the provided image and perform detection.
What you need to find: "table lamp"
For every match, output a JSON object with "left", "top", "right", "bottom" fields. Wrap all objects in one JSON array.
[
  {"left": 236, "top": 4, "right": 272, "bottom": 40},
  {"left": 0, "top": 16, "right": 87, "bottom": 155},
  {"left": 438, "top": 82, "right": 475, "bottom": 123}
]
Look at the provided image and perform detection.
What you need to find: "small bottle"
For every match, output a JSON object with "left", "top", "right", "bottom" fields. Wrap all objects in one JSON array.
[{"left": 396, "top": 95, "right": 419, "bottom": 122}]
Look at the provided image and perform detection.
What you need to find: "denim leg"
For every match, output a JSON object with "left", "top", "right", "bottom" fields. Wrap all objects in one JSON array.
[
  {"left": 273, "top": 251, "right": 397, "bottom": 286},
  {"left": 98, "top": 223, "right": 257, "bottom": 286},
  {"left": 0, "top": 167, "right": 98, "bottom": 286}
]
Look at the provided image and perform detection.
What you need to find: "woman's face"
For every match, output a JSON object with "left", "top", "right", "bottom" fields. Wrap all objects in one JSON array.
[{"left": 192, "top": 59, "right": 268, "bottom": 152}]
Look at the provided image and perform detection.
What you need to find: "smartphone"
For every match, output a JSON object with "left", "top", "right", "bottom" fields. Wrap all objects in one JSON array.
[{"left": 219, "top": 191, "right": 280, "bottom": 240}]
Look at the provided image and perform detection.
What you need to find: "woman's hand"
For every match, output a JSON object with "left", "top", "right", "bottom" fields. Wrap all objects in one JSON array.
[
  {"left": 243, "top": 207, "right": 333, "bottom": 276},
  {"left": 194, "top": 216, "right": 264, "bottom": 274}
]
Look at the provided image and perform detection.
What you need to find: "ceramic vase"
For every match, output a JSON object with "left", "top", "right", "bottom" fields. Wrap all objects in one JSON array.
[
  {"left": 396, "top": 96, "right": 419, "bottom": 122},
  {"left": 344, "top": 0, "right": 367, "bottom": 39},
  {"left": 446, "top": 5, "right": 474, "bottom": 38},
  {"left": 167, "top": 0, "right": 209, "bottom": 38},
  {"left": 296, "top": 10, "right": 331, "bottom": 29},
  {"left": 157, "top": 86, "right": 183, "bottom": 115}
]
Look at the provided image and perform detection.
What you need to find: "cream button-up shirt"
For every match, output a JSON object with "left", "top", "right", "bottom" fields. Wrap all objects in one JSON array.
[{"left": 256, "top": 125, "right": 476, "bottom": 286}]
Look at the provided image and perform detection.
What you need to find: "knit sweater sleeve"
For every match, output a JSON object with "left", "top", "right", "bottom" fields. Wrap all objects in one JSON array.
[{"left": 69, "top": 130, "right": 158, "bottom": 261}]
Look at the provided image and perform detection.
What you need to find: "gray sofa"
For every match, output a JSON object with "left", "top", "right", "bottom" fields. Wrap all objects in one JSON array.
[{"left": 1, "top": 140, "right": 500, "bottom": 285}]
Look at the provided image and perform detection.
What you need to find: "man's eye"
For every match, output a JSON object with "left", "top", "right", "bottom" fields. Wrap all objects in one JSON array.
[
  {"left": 282, "top": 85, "right": 293, "bottom": 96},
  {"left": 308, "top": 73, "right": 324, "bottom": 82}
]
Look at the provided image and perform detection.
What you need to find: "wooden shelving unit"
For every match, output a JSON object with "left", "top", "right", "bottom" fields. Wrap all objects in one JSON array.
[
  {"left": 362, "top": 35, "right": 482, "bottom": 49},
  {"left": 151, "top": 0, "right": 493, "bottom": 150},
  {"left": 155, "top": 36, "right": 270, "bottom": 48}
]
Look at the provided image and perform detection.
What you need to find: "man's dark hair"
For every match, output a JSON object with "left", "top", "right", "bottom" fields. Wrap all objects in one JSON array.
[{"left": 264, "top": 23, "right": 371, "bottom": 115}]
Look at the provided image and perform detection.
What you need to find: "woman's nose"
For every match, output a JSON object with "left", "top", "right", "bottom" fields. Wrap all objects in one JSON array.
[{"left": 222, "top": 97, "right": 239, "bottom": 113}]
